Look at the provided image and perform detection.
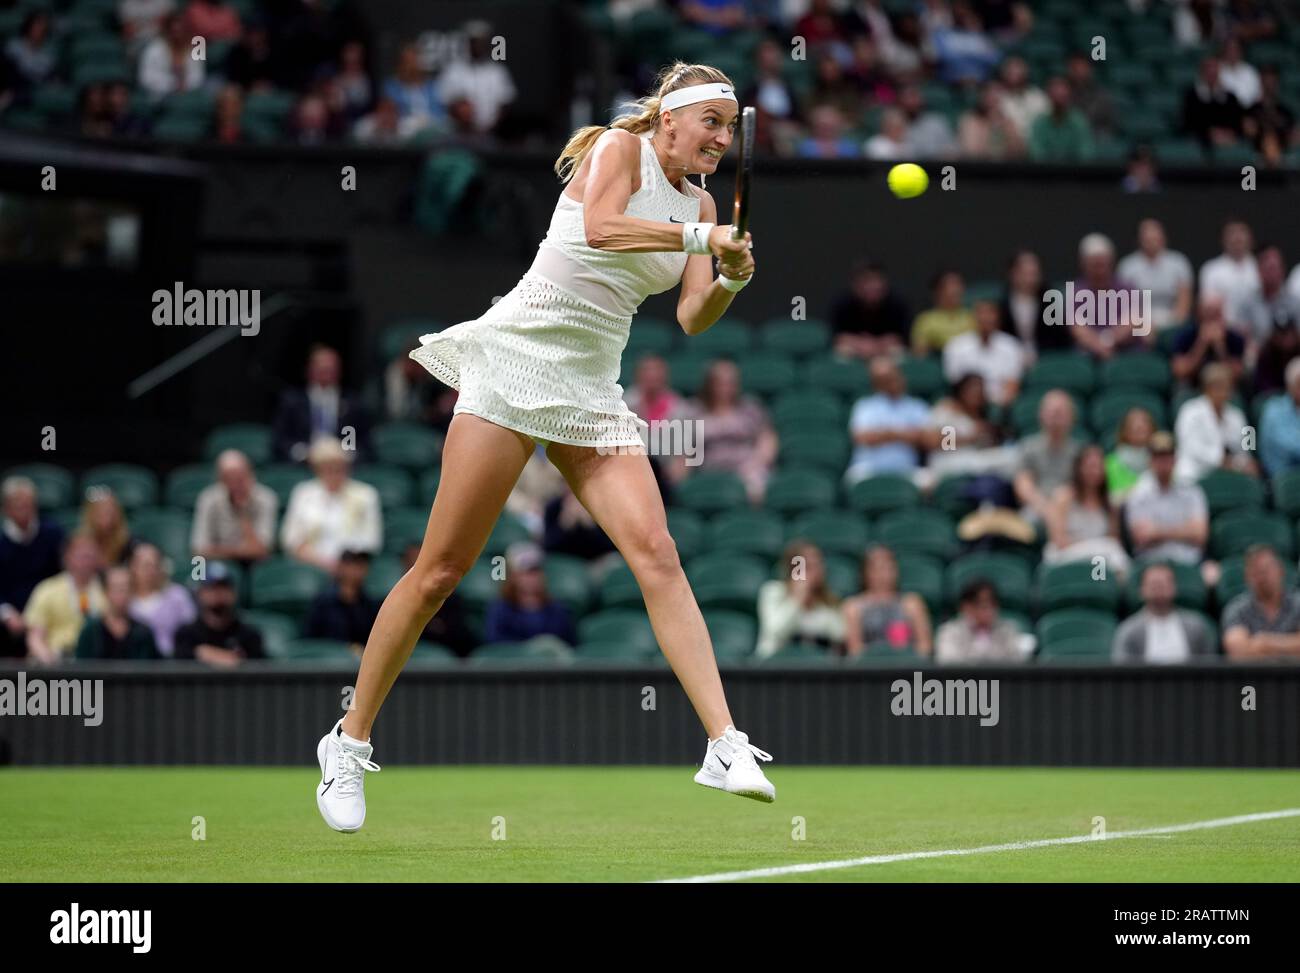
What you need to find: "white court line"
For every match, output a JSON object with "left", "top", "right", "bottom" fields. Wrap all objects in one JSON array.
[{"left": 655, "top": 808, "right": 1300, "bottom": 883}]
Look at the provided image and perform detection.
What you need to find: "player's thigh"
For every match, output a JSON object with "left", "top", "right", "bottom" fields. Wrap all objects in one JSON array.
[
  {"left": 413, "top": 413, "right": 535, "bottom": 572},
  {"left": 544, "top": 443, "right": 676, "bottom": 566}
]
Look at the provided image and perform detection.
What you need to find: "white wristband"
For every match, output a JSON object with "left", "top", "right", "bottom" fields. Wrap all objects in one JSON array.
[
  {"left": 682, "top": 222, "right": 713, "bottom": 255},
  {"left": 718, "top": 274, "right": 750, "bottom": 292}
]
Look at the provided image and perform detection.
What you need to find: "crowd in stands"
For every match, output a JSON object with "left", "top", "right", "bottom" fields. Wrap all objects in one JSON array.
[{"left": 0, "top": 1, "right": 519, "bottom": 146}]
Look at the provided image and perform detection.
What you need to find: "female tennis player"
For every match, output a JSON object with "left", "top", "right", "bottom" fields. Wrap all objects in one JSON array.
[{"left": 316, "top": 62, "right": 773, "bottom": 832}]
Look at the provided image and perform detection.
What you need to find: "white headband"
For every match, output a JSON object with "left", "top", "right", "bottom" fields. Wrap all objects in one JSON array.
[{"left": 660, "top": 82, "right": 737, "bottom": 113}]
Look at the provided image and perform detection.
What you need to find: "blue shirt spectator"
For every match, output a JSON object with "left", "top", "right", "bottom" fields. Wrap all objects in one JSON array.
[
  {"left": 1260, "top": 362, "right": 1300, "bottom": 475},
  {"left": 930, "top": 8, "right": 1001, "bottom": 86},
  {"left": 846, "top": 358, "right": 933, "bottom": 484},
  {"left": 483, "top": 543, "right": 577, "bottom": 646}
]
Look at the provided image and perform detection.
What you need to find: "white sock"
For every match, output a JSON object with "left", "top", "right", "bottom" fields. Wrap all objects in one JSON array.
[{"left": 337, "top": 724, "right": 369, "bottom": 748}]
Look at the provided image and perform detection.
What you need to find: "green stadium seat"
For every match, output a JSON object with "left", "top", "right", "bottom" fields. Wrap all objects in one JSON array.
[
  {"left": 1036, "top": 561, "right": 1121, "bottom": 615},
  {"left": 383, "top": 507, "right": 429, "bottom": 554},
  {"left": 457, "top": 558, "right": 498, "bottom": 609},
  {"left": 249, "top": 557, "right": 330, "bottom": 616},
  {"left": 708, "top": 508, "right": 786, "bottom": 559},
  {"left": 785, "top": 508, "right": 870, "bottom": 559},
  {"left": 153, "top": 113, "right": 211, "bottom": 143},
  {"left": 874, "top": 509, "right": 957, "bottom": 560},
  {"left": 598, "top": 561, "right": 643, "bottom": 609},
  {"left": 363, "top": 555, "right": 404, "bottom": 602},
  {"left": 241, "top": 609, "right": 299, "bottom": 659},
  {"left": 1154, "top": 137, "right": 1206, "bottom": 166},
  {"left": 1098, "top": 353, "right": 1171, "bottom": 394},
  {"left": 771, "top": 390, "right": 845, "bottom": 429},
  {"left": 72, "top": 56, "right": 130, "bottom": 86},
  {"left": 758, "top": 643, "right": 838, "bottom": 666},
  {"left": 1211, "top": 144, "right": 1258, "bottom": 166},
  {"left": 1197, "top": 468, "right": 1264, "bottom": 516},
  {"left": 242, "top": 88, "right": 296, "bottom": 124},
  {"left": 372, "top": 422, "right": 441, "bottom": 469},
  {"left": 378, "top": 320, "right": 436, "bottom": 361},
  {"left": 666, "top": 508, "right": 705, "bottom": 561},
  {"left": 409, "top": 641, "right": 459, "bottom": 664},
  {"left": 418, "top": 468, "right": 441, "bottom": 506},
  {"left": 930, "top": 475, "right": 977, "bottom": 519},
  {"left": 1089, "top": 390, "right": 1167, "bottom": 438},
  {"left": 163, "top": 464, "right": 213, "bottom": 509},
  {"left": 1118, "top": 108, "right": 1170, "bottom": 142},
  {"left": 204, "top": 424, "right": 272, "bottom": 464},
  {"left": 483, "top": 511, "right": 531, "bottom": 557},
  {"left": 759, "top": 316, "right": 831, "bottom": 357},
  {"left": 1211, "top": 510, "right": 1295, "bottom": 560},
  {"left": 778, "top": 430, "right": 850, "bottom": 472},
  {"left": 282, "top": 638, "right": 358, "bottom": 664},
  {"left": 1035, "top": 608, "right": 1117, "bottom": 657},
  {"left": 1023, "top": 352, "right": 1096, "bottom": 395},
  {"left": 1273, "top": 470, "right": 1300, "bottom": 517},
  {"left": 845, "top": 473, "right": 921, "bottom": 516},
  {"left": 31, "top": 84, "right": 77, "bottom": 120},
  {"left": 823, "top": 553, "right": 861, "bottom": 598},
  {"left": 687, "top": 319, "right": 754, "bottom": 358},
  {"left": 664, "top": 350, "right": 711, "bottom": 396},
  {"left": 946, "top": 553, "right": 1033, "bottom": 613},
  {"left": 543, "top": 554, "right": 593, "bottom": 616},
  {"left": 80, "top": 465, "right": 159, "bottom": 510},
  {"left": 4, "top": 463, "right": 77, "bottom": 509},
  {"left": 258, "top": 463, "right": 312, "bottom": 508},
  {"left": 896, "top": 552, "right": 945, "bottom": 617},
  {"left": 763, "top": 469, "right": 837, "bottom": 516},
  {"left": 673, "top": 470, "right": 748, "bottom": 514},
  {"left": 687, "top": 552, "right": 771, "bottom": 612},
  {"left": 1106, "top": 62, "right": 1157, "bottom": 90},
  {"left": 131, "top": 507, "right": 192, "bottom": 569},
  {"left": 574, "top": 640, "right": 657, "bottom": 664},
  {"left": 1124, "top": 558, "right": 1207, "bottom": 613},
  {"left": 736, "top": 351, "right": 798, "bottom": 398},
  {"left": 624, "top": 317, "right": 677, "bottom": 359},
  {"left": 897, "top": 355, "right": 946, "bottom": 401},
  {"left": 578, "top": 610, "right": 657, "bottom": 653},
  {"left": 800, "top": 356, "right": 872, "bottom": 397},
  {"left": 353, "top": 464, "right": 415, "bottom": 509},
  {"left": 704, "top": 609, "right": 757, "bottom": 661},
  {"left": 469, "top": 639, "right": 575, "bottom": 665},
  {"left": 1037, "top": 634, "right": 1113, "bottom": 660}
]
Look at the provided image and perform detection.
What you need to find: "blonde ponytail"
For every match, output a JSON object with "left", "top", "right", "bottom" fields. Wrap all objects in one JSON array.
[{"left": 553, "top": 61, "right": 733, "bottom": 184}]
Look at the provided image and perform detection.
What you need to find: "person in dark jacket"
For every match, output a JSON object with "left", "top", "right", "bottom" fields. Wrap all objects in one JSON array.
[
  {"left": 0, "top": 475, "right": 64, "bottom": 657},
  {"left": 76, "top": 566, "right": 159, "bottom": 661},
  {"left": 304, "top": 549, "right": 380, "bottom": 646},
  {"left": 272, "top": 344, "right": 371, "bottom": 462},
  {"left": 173, "top": 563, "right": 265, "bottom": 666},
  {"left": 483, "top": 542, "right": 575, "bottom": 646}
]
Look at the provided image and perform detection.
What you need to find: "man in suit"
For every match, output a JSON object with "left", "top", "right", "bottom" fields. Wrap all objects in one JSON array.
[{"left": 272, "top": 344, "right": 371, "bottom": 462}]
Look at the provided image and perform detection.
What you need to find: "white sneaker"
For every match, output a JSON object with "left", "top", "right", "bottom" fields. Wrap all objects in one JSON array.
[
  {"left": 316, "top": 719, "right": 381, "bottom": 832},
  {"left": 694, "top": 725, "right": 775, "bottom": 803}
]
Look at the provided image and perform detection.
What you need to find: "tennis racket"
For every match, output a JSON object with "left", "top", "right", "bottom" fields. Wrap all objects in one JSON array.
[{"left": 730, "top": 106, "right": 755, "bottom": 242}]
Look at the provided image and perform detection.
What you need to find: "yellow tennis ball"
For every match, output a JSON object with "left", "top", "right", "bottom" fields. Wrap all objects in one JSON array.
[{"left": 887, "top": 163, "right": 929, "bottom": 199}]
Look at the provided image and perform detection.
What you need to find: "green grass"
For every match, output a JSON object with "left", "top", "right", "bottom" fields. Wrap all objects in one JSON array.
[{"left": 1, "top": 767, "right": 1296, "bottom": 882}]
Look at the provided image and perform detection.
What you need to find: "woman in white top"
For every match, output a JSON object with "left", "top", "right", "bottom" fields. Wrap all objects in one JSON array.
[
  {"left": 315, "top": 63, "right": 770, "bottom": 835},
  {"left": 281, "top": 438, "right": 383, "bottom": 572}
]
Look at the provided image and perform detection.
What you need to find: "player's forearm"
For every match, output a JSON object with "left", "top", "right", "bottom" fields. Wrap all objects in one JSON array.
[
  {"left": 679, "top": 279, "right": 735, "bottom": 336},
  {"left": 586, "top": 214, "right": 690, "bottom": 254}
]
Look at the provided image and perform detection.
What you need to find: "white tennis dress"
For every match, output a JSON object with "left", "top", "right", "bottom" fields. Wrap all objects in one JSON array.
[{"left": 410, "top": 133, "right": 702, "bottom": 448}]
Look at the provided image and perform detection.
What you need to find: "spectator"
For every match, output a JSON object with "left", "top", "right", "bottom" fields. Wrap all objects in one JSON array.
[
  {"left": 0, "top": 476, "right": 65, "bottom": 658},
  {"left": 225, "top": 20, "right": 277, "bottom": 91},
  {"left": 435, "top": 21, "right": 516, "bottom": 135},
  {"left": 280, "top": 438, "right": 383, "bottom": 573},
  {"left": 78, "top": 84, "right": 113, "bottom": 140},
  {"left": 999, "top": 249, "right": 1066, "bottom": 356},
  {"left": 543, "top": 484, "right": 617, "bottom": 563},
  {"left": 505, "top": 444, "right": 568, "bottom": 538},
  {"left": 75, "top": 566, "right": 160, "bottom": 661},
  {"left": 1259, "top": 359, "right": 1300, "bottom": 475},
  {"left": 1065, "top": 50, "right": 1115, "bottom": 134},
  {"left": 678, "top": 360, "right": 777, "bottom": 504},
  {"left": 942, "top": 299, "right": 1024, "bottom": 406},
  {"left": 1121, "top": 144, "right": 1162, "bottom": 193},
  {"left": 829, "top": 258, "right": 911, "bottom": 359},
  {"left": 272, "top": 344, "right": 372, "bottom": 463},
  {"left": 755, "top": 540, "right": 846, "bottom": 658},
  {"left": 1029, "top": 76, "right": 1093, "bottom": 162},
  {"left": 1042, "top": 444, "right": 1131, "bottom": 578},
  {"left": 184, "top": 0, "right": 242, "bottom": 43},
  {"left": 292, "top": 93, "right": 335, "bottom": 145},
  {"left": 138, "top": 12, "right": 206, "bottom": 100},
  {"left": 399, "top": 541, "right": 476, "bottom": 657},
  {"left": 797, "top": 103, "right": 860, "bottom": 159},
  {"left": 127, "top": 542, "right": 195, "bottom": 658},
  {"left": 896, "top": 85, "right": 956, "bottom": 158},
  {"left": 118, "top": 0, "right": 176, "bottom": 55},
  {"left": 1222, "top": 545, "right": 1300, "bottom": 660},
  {"left": 173, "top": 563, "right": 265, "bottom": 666},
  {"left": 1227, "top": 0, "right": 1279, "bottom": 43},
  {"left": 303, "top": 549, "right": 380, "bottom": 647},
  {"left": 863, "top": 107, "right": 912, "bottom": 160},
  {"left": 1181, "top": 56, "right": 1245, "bottom": 147},
  {"left": 1013, "top": 389, "right": 1082, "bottom": 520},
  {"left": 842, "top": 545, "right": 932, "bottom": 657},
  {"left": 879, "top": 9, "right": 925, "bottom": 80},
  {"left": 1069, "top": 232, "right": 1149, "bottom": 358},
  {"left": 744, "top": 38, "right": 804, "bottom": 155},
  {"left": 793, "top": 0, "right": 854, "bottom": 56},
  {"left": 104, "top": 81, "right": 151, "bottom": 138},
  {"left": 807, "top": 50, "right": 863, "bottom": 122},
  {"left": 213, "top": 83, "right": 244, "bottom": 144},
  {"left": 192, "top": 450, "right": 278, "bottom": 565},
  {"left": 353, "top": 95, "right": 426, "bottom": 145},
  {"left": 679, "top": 0, "right": 750, "bottom": 35},
  {"left": 1105, "top": 407, "right": 1157, "bottom": 502},
  {"left": 995, "top": 56, "right": 1047, "bottom": 139},
  {"left": 846, "top": 357, "right": 935, "bottom": 484},
  {"left": 846, "top": 35, "right": 896, "bottom": 106},
  {"left": 911, "top": 270, "right": 975, "bottom": 355},
  {"left": 483, "top": 542, "right": 576, "bottom": 646},
  {"left": 1243, "top": 65, "right": 1297, "bottom": 166},
  {"left": 1236, "top": 244, "right": 1300, "bottom": 348},
  {"left": 23, "top": 532, "right": 105, "bottom": 665},
  {"left": 1173, "top": 363, "right": 1257, "bottom": 482},
  {"left": 1172, "top": 0, "right": 1227, "bottom": 48},
  {"left": 1217, "top": 37, "right": 1260, "bottom": 108},
  {"left": 1117, "top": 218, "right": 1194, "bottom": 333},
  {"left": 1112, "top": 563, "right": 1216, "bottom": 663},
  {"left": 958, "top": 80, "right": 1024, "bottom": 160},
  {"left": 1199, "top": 219, "right": 1260, "bottom": 315},
  {"left": 926, "top": 372, "right": 1020, "bottom": 481},
  {"left": 930, "top": 1, "right": 1001, "bottom": 86},
  {"left": 1124, "top": 431, "right": 1210, "bottom": 567},
  {"left": 934, "top": 579, "right": 1022, "bottom": 663},
  {"left": 1170, "top": 293, "right": 1246, "bottom": 390},
  {"left": 624, "top": 354, "right": 683, "bottom": 426},
  {"left": 4, "top": 11, "right": 56, "bottom": 92},
  {"left": 329, "top": 40, "right": 373, "bottom": 124},
  {"left": 383, "top": 42, "right": 447, "bottom": 130},
  {"left": 1254, "top": 311, "right": 1300, "bottom": 399},
  {"left": 79, "top": 488, "right": 135, "bottom": 567}
]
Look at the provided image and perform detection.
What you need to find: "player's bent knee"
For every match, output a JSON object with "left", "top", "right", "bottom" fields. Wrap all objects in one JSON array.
[
  {"left": 626, "top": 528, "right": 681, "bottom": 583},
  {"left": 410, "top": 561, "right": 469, "bottom": 613}
]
